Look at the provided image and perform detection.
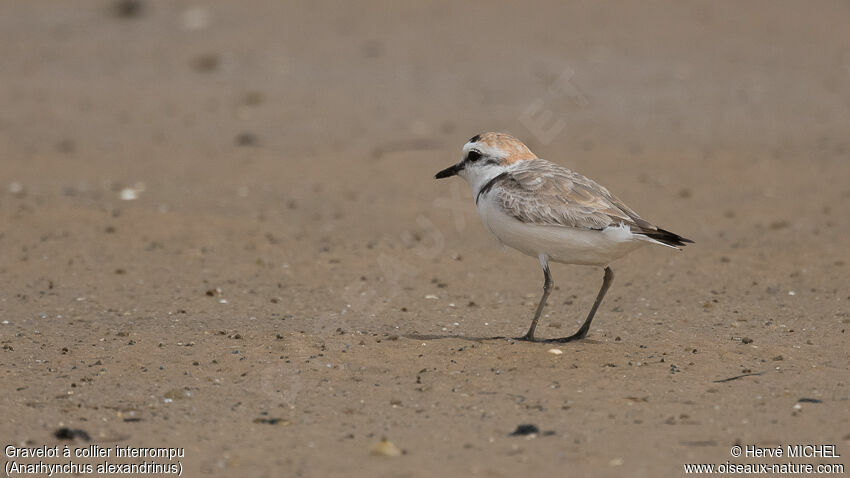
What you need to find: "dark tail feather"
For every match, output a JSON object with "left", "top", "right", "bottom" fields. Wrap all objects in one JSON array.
[{"left": 642, "top": 227, "right": 694, "bottom": 248}]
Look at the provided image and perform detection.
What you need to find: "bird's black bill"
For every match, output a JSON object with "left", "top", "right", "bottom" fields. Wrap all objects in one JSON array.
[{"left": 435, "top": 163, "right": 462, "bottom": 179}]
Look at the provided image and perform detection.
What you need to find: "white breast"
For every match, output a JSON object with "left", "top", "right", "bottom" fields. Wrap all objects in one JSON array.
[{"left": 476, "top": 197, "right": 646, "bottom": 266}]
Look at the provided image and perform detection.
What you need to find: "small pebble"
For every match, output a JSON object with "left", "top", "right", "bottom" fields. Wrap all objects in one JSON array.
[
  {"left": 54, "top": 428, "right": 91, "bottom": 441},
  {"left": 112, "top": 0, "right": 143, "bottom": 18},
  {"left": 163, "top": 389, "right": 190, "bottom": 400},
  {"left": 192, "top": 53, "right": 220, "bottom": 72},
  {"left": 253, "top": 417, "right": 290, "bottom": 426},
  {"left": 181, "top": 6, "right": 210, "bottom": 30},
  {"left": 370, "top": 439, "right": 401, "bottom": 457},
  {"left": 8, "top": 182, "right": 24, "bottom": 195},
  {"left": 509, "top": 424, "right": 539, "bottom": 436},
  {"left": 119, "top": 188, "right": 140, "bottom": 201},
  {"left": 235, "top": 132, "right": 258, "bottom": 146}
]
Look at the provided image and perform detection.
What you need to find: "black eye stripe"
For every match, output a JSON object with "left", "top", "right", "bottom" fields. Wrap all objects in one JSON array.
[{"left": 466, "top": 150, "right": 482, "bottom": 162}]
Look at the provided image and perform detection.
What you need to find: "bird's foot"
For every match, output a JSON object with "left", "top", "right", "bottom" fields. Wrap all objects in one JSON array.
[
  {"left": 514, "top": 333, "right": 538, "bottom": 342},
  {"left": 545, "top": 333, "right": 586, "bottom": 343},
  {"left": 487, "top": 335, "right": 538, "bottom": 342}
]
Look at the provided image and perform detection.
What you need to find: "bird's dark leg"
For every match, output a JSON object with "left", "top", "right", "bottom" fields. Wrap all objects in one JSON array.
[
  {"left": 517, "top": 259, "right": 552, "bottom": 342},
  {"left": 551, "top": 266, "right": 614, "bottom": 343}
]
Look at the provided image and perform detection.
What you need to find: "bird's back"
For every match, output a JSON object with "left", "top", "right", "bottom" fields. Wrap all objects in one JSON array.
[{"left": 475, "top": 159, "right": 691, "bottom": 264}]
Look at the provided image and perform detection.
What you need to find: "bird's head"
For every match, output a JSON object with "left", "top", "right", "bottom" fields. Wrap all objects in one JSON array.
[{"left": 435, "top": 132, "right": 538, "bottom": 192}]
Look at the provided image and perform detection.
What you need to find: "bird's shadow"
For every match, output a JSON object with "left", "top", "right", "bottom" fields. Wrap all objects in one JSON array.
[
  {"left": 404, "top": 334, "right": 508, "bottom": 343},
  {"left": 404, "top": 334, "right": 600, "bottom": 344}
]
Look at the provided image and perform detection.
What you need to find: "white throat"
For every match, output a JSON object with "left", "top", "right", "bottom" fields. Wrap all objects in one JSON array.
[{"left": 459, "top": 164, "right": 509, "bottom": 201}]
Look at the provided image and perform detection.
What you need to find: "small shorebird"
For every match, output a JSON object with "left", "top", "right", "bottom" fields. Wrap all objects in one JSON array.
[{"left": 435, "top": 132, "right": 692, "bottom": 342}]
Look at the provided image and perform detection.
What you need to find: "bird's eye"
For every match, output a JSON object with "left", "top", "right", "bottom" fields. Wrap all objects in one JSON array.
[{"left": 466, "top": 150, "right": 482, "bottom": 162}]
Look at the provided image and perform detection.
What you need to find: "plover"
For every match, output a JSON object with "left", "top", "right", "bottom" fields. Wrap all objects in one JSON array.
[{"left": 435, "top": 132, "right": 692, "bottom": 342}]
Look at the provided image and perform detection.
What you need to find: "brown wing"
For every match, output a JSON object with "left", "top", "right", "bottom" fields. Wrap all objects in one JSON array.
[{"left": 491, "top": 159, "right": 658, "bottom": 232}]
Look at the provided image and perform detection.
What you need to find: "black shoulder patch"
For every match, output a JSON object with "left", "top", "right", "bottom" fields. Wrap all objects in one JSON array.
[
  {"left": 476, "top": 172, "right": 509, "bottom": 205},
  {"left": 468, "top": 134, "right": 481, "bottom": 143}
]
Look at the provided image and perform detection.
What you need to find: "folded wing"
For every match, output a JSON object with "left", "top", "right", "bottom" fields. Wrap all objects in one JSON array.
[{"left": 491, "top": 160, "right": 692, "bottom": 247}]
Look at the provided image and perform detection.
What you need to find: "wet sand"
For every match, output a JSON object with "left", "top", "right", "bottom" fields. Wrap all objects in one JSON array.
[{"left": 1, "top": 1, "right": 849, "bottom": 476}]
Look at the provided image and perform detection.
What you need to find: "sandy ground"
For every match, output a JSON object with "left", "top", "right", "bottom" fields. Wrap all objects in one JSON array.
[{"left": 1, "top": 1, "right": 849, "bottom": 476}]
